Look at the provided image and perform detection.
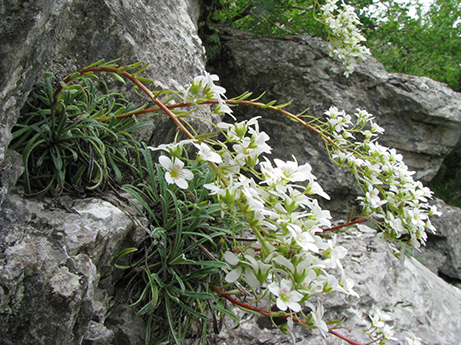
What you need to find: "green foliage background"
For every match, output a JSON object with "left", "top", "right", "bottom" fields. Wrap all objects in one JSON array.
[
  {"left": 206, "top": 0, "right": 461, "bottom": 90},
  {"left": 202, "top": 0, "right": 461, "bottom": 207}
]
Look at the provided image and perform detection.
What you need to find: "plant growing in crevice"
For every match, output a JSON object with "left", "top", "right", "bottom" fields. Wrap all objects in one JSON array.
[
  {"left": 113, "top": 156, "right": 239, "bottom": 344},
  {"left": 10, "top": 65, "right": 151, "bottom": 198},
  {"left": 9, "top": 3, "right": 437, "bottom": 343}
]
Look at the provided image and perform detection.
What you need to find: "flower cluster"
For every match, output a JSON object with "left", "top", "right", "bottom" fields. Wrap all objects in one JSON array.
[
  {"left": 184, "top": 71, "right": 233, "bottom": 116},
  {"left": 320, "top": 0, "right": 371, "bottom": 77},
  {"left": 368, "top": 310, "right": 397, "bottom": 344},
  {"left": 201, "top": 117, "right": 359, "bottom": 335},
  {"left": 152, "top": 113, "right": 358, "bottom": 336},
  {"left": 148, "top": 73, "right": 439, "bottom": 342},
  {"left": 324, "top": 106, "right": 441, "bottom": 248}
]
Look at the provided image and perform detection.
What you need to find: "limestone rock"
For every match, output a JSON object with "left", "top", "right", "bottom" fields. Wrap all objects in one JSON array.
[
  {"left": 418, "top": 198, "right": 461, "bottom": 281},
  {"left": 208, "top": 26, "right": 461, "bottom": 215},
  {"left": 0, "top": 192, "right": 144, "bottom": 345}
]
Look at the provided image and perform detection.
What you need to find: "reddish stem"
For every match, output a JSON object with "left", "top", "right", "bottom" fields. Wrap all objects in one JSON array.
[
  {"left": 322, "top": 219, "right": 366, "bottom": 232},
  {"left": 328, "top": 329, "right": 365, "bottom": 345},
  {"left": 54, "top": 67, "right": 196, "bottom": 140},
  {"left": 210, "top": 284, "right": 364, "bottom": 345}
]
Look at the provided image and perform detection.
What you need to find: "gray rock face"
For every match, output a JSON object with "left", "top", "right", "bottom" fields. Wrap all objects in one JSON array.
[
  {"left": 214, "top": 225, "right": 461, "bottom": 345},
  {"left": 208, "top": 26, "right": 461, "bottom": 215},
  {"left": 0, "top": 0, "right": 210, "bottom": 202},
  {"left": 418, "top": 198, "right": 461, "bottom": 281},
  {"left": 0, "top": 192, "right": 144, "bottom": 345}
]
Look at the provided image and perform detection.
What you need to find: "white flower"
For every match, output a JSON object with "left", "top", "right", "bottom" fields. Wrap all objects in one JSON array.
[
  {"left": 362, "top": 184, "right": 386, "bottom": 210},
  {"left": 273, "top": 156, "right": 314, "bottom": 183},
  {"left": 239, "top": 250, "right": 272, "bottom": 289},
  {"left": 339, "top": 271, "right": 359, "bottom": 298},
  {"left": 320, "top": 0, "right": 370, "bottom": 76},
  {"left": 369, "top": 310, "right": 392, "bottom": 329},
  {"left": 307, "top": 302, "right": 329, "bottom": 337},
  {"left": 268, "top": 279, "right": 303, "bottom": 312},
  {"left": 148, "top": 139, "right": 193, "bottom": 157},
  {"left": 405, "top": 332, "right": 422, "bottom": 345},
  {"left": 187, "top": 72, "right": 233, "bottom": 116},
  {"left": 385, "top": 212, "right": 406, "bottom": 236},
  {"left": 381, "top": 324, "right": 397, "bottom": 341},
  {"left": 323, "top": 234, "right": 347, "bottom": 271},
  {"left": 287, "top": 223, "right": 319, "bottom": 253},
  {"left": 429, "top": 205, "right": 442, "bottom": 217},
  {"left": 158, "top": 156, "right": 194, "bottom": 189},
  {"left": 194, "top": 142, "right": 222, "bottom": 163}
]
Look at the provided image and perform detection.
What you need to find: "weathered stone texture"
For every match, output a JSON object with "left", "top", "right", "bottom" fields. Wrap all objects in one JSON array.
[{"left": 0, "top": 192, "right": 141, "bottom": 344}]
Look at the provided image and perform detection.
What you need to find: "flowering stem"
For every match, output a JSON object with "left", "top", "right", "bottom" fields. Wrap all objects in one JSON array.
[
  {"left": 328, "top": 329, "right": 365, "bottom": 345},
  {"left": 322, "top": 219, "right": 366, "bottom": 232},
  {"left": 113, "top": 99, "right": 339, "bottom": 149},
  {"left": 55, "top": 67, "right": 196, "bottom": 140},
  {"left": 210, "top": 284, "right": 365, "bottom": 345}
]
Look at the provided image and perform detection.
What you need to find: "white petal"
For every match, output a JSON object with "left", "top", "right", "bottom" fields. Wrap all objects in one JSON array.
[
  {"left": 164, "top": 172, "right": 174, "bottom": 185},
  {"left": 172, "top": 157, "right": 185, "bottom": 169},
  {"left": 287, "top": 301, "right": 301, "bottom": 313},
  {"left": 244, "top": 269, "right": 260, "bottom": 289},
  {"left": 268, "top": 281, "right": 280, "bottom": 296},
  {"left": 224, "top": 251, "right": 240, "bottom": 266},
  {"left": 175, "top": 177, "right": 189, "bottom": 189},
  {"left": 180, "top": 169, "right": 194, "bottom": 180},
  {"left": 159, "top": 155, "right": 172, "bottom": 170},
  {"left": 225, "top": 266, "right": 242, "bottom": 283},
  {"left": 276, "top": 298, "right": 288, "bottom": 311}
]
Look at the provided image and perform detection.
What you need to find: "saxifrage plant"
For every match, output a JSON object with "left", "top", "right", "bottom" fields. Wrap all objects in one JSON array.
[{"left": 10, "top": 2, "right": 436, "bottom": 344}]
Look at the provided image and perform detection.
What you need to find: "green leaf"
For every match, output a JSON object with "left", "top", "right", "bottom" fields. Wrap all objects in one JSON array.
[
  {"left": 165, "top": 297, "right": 181, "bottom": 345},
  {"left": 170, "top": 287, "right": 214, "bottom": 299},
  {"left": 83, "top": 59, "right": 105, "bottom": 70},
  {"left": 108, "top": 72, "right": 126, "bottom": 84},
  {"left": 192, "top": 261, "right": 227, "bottom": 268},
  {"left": 137, "top": 300, "right": 154, "bottom": 315},
  {"left": 175, "top": 298, "right": 209, "bottom": 320},
  {"left": 135, "top": 76, "right": 154, "bottom": 83},
  {"left": 129, "top": 284, "right": 150, "bottom": 308},
  {"left": 275, "top": 100, "right": 293, "bottom": 109},
  {"left": 261, "top": 100, "right": 277, "bottom": 109},
  {"left": 211, "top": 301, "right": 240, "bottom": 322},
  {"left": 132, "top": 63, "right": 150, "bottom": 76},
  {"left": 184, "top": 266, "right": 221, "bottom": 280},
  {"left": 121, "top": 184, "right": 159, "bottom": 222},
  {"left": 146, "top": 269, "right": 159, "bottom": 309},
  {"left": 113, "top": 247, "right": 137, "bottom": 269}
]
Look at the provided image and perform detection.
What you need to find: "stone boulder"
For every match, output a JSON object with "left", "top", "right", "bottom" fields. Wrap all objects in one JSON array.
[
  {"left": 0, "top": 191, "right": 145, "bottom": 345},
  {"left": 208, "top": 25, "right": 461, "bottom": 215},
  {"left": 418, "top": 198, "right": 461, "bottom": 281}
]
